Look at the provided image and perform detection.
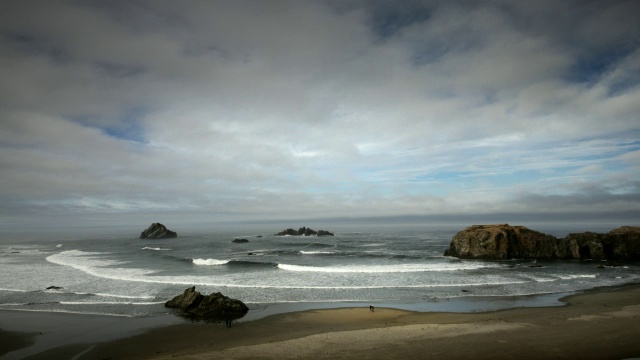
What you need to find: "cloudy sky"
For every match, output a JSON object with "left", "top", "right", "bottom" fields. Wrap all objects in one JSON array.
[{"left": 1, "top": 0, "right": 639, "bottom": 230}]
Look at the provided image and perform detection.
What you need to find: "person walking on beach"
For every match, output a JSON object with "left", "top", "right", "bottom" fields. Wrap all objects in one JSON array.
[{"left": 369, "top": 304, "right": 374, "bottom": 312}]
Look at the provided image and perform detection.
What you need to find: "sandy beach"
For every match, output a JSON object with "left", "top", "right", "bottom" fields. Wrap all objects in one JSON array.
[{"left": 1, "top": 283, "right": 638, "bottom": 360}]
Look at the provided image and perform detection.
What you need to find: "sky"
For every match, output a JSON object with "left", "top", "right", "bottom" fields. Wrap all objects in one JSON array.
[{"left": 1, "top": 0, "right": 639, "bottom": 231}]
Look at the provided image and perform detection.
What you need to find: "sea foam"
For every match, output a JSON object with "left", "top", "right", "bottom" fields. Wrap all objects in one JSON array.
[
  {"left": 277, "top": 262, "right": 501, "bottom": 273},
  {"left": 192, "top": 258, "right": 229, "bottom": 266}
]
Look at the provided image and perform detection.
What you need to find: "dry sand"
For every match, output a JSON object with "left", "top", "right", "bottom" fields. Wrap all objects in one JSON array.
[{"left": 6, "top": 284, "right": 640, "bottom": 360}]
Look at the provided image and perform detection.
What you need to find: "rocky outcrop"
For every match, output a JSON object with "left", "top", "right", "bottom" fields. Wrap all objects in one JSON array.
[
  {"left": 443, "top": 224, "right": 557, "bottom": 260},
  {"left": 559, "top": 226, "right": 640, "bottom": 261},
  {"left": 444, "top": 224, "right": 640, "bottom": 261},
  {"left": 140, "top": 223, "right": 177, "bottom": 239},
  {"left": 232, "top": 238, "right": 249, "bottom": 243},
  {"left": 165, "top": 286, "right": 249, "bottom": 320},
  {"left": 275, "top": 227, "right": 334, "bottom": 236}
]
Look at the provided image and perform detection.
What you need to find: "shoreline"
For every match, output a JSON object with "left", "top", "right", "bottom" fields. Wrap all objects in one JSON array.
[{"left": 1, "top": 282, "right": 639, "bottom": 360}]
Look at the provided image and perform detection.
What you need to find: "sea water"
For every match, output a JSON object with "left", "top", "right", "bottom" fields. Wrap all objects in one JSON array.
[{"left": 1, "top": 224, "right": 639, "bottom": 319}]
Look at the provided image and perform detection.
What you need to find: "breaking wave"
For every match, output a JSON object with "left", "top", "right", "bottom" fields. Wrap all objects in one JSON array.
[
  {"left": 277, "top": 262, "right": 502, "bottom": 273},
  {"left": 192, "top": 258, "right": 229, "bottom": 266}
]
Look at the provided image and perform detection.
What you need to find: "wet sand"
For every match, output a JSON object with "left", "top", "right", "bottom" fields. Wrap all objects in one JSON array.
[
  {"left": 0, "top": 330, "right": 35, "bottom": 357},
  {"left": 3, "top": 283, "right": 640, "bottom": 360}
]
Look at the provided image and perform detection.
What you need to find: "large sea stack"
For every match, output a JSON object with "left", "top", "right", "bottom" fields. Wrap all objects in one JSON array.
[
  {"left": 140, "top": 223, "right": 177, "bottom": 239},
  {"left": 165, "top": 286, "right": 249, "bottom": 320},
  {"left": 444, "top": 224, "right": 640, "bottom": 261},
  {"left": 443, "top": 224, "right": 557, "bottom": 260}
]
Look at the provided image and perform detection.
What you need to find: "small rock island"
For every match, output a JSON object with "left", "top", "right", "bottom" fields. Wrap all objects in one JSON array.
[
  {"left": 275, "top": 226, "right": 334, "bottom": 236},
  {"left": 444, "top": 224, "right": 640, "bottom": 261},
  {"left": 140, "top": 223, "right": 177, "bottom": 239}
]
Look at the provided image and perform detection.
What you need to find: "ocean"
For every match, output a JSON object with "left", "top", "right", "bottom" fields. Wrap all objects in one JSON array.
[{"left": 1, "top": 224, "right": 639, "bottom": 320}]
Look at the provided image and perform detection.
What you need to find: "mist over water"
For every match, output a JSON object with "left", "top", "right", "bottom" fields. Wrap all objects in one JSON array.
[{"left": 1, "top": 224, "right": 639, "bottom": 318}]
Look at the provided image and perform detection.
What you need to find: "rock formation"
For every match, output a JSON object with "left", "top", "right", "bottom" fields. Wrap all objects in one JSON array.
[
  {"left": 140, "top": 223, "right": 177, "bottom": 239},
  {"left": 443, "top": 224, "right": 557, "bottom": 260},
  {"left": 232, "top": 238, "right": 249, "bottom": 243},
  {"left": 558, "top": 226, "right": 640, "bottom": 261},
  {"left": 444, "top": 224, "right": 640, "bottom": 261},
  {"left": 274, "top": 227, "right": 334, "bottom": 236},
  {"left": 165, "top": 286, "right": 249, "bottom": 320}
]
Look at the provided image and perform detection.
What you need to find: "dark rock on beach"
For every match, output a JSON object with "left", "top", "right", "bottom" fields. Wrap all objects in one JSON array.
[
  {"left": 46, "top": 286, "right": 63, "bottom": 290},
  {"left": 165, "top": 286, "right": 249, "bottom": 321},
  {"left": 140, "top": 223, "right": 177, "bottom": 239},
  {"left": 444, "top": 224, "right": 640, "bottom": 261},
  {"left": 232, "top": 238, "right": 249, "bottom": 243},
  {"left": 275, "top": 227, "right": 334, "bottom": 236}
]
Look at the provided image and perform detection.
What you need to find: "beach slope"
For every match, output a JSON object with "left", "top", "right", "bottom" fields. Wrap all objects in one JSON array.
[{"left": 9, "top": 284, "right": 640, "bottom": 360}]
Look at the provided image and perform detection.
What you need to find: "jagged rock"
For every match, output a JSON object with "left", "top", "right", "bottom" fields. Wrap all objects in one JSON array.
[
  {"left": 165, "top": 286, "right": 202, "bottom": 311},
  {"left": 444, "top": 224, "right": 640, "bottom": 261},
  {"left": 274, "top": 227, "right": 334, "bottom": 236},
  {"left": 275, "top": 228, "right": 298, "bottom": 236},
  {"left": 298, "top": 227, "right": 317, "bottom": 236},
  {"left": 140, "top": 223, "right": 177, "bottom": 239},
  {"left": 165, "top": 286, "right": 249, "bottom": 320}
]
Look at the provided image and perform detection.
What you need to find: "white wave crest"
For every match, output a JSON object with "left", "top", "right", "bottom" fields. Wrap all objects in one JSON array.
[
  {"left": 60, "top": 301, "right": 164, "bottom": 305},
  {"left": 46, "top": 250, "right": 156, "bottom": 280},
  {"left": 557, "top": 274, "right": 597, "bottom": 280},
  {"left": 0, "top": 288, "right": 32, "bottom": 293},
  {"left": 142, "top": 247, "right": 171, "bottom": 251},
  {"left": 300, "top": 251, "right": 336, "bottom": 255},
  {"left": 192, "top": 258, "right": 229, "bottom": 266},
  {"left": 86, "top": 292, "right": 155, "bottom": 300},
  {"left": 277, "top": 262, "right": 500, "bottom": 273}
]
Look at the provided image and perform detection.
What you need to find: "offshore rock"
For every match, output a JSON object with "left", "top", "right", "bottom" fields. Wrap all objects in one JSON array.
[
  {"left": 165, "top": 286, "right": 249, "bottom": 320},
  {"left": 443, "top": 224, "right": 557, "bottom": 260},
  {"left": 274, "top": 227, "right": 334, "bottom": 236},
  {"left": 140, "top": 223, "right": 177, "bottom": 239},
  {"left": 276, "top": 228, "right": 299, "bottom": 236},
  {"left": 444, "top": 224, "right": 640, "bottom": 261},
  {"left": 232, "top": 238, "right": 249, "bottom": 243}
]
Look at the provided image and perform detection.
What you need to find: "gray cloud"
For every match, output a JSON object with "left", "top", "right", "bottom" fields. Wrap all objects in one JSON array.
[{"left": 1, "top": 0, "right": 639, "bottom": 231}]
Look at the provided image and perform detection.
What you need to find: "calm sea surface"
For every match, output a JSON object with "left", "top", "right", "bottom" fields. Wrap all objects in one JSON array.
[{"left": 1, "top": 224, "right": 639, "bottom": 318}]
